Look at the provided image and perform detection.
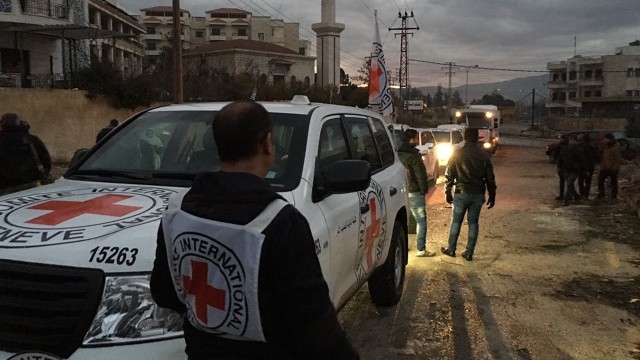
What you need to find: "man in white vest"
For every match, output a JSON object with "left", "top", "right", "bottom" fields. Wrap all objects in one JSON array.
[{"left": 150, "top": 100, "right": 359, "bottom": 359}]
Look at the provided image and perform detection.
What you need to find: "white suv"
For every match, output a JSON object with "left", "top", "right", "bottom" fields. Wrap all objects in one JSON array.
[{"left": 0, "top": 97, "right": 409, "bottom": 360}]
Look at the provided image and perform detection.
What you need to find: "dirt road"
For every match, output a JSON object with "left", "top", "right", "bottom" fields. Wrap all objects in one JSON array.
[{"left": 339, "top": 145, "right": 640, "bottom": 359}]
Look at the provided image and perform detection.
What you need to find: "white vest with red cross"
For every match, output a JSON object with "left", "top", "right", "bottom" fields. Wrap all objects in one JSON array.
[{"left": 162, "top": 191, "right": 288, "bottom": 342}]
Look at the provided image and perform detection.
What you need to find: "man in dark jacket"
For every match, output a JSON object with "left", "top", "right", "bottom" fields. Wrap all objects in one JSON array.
[
  {"left": 397, "top": 129, "right": 435, "bottom": 257},
  {"left": 96, "top": 118, "right": 118, "bottom": 142},
  {"left": 558, "top": 136, "right": 585, "bottom": 206},
  {"left": 150, "top": 100, "right": 358, "bottom": 360},
  {"left": 577, "top": 134, "right": 599, "bottom": 200},
  {"left": 441, "top": 128, "right": 496, "bottom": 261},
  {"left": 0, "top": 113, "right": 52, "bottom": 196}
]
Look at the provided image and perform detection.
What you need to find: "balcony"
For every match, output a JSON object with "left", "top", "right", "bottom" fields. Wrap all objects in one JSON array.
[
  {"left": 209, "top": 35, "right": 226, "bottom": 41},
  {"left": 145, "top": 33, "right": 162, "bottom": 40},
  {"left": 547, "top": 80, "right": 567, "bottom": 89},
  {"left": 580, "top": 79, "right": 604, "bottom": 87},
  {"left": 231, "top": 35, "right": 248, "bottom": 40},
  {"left": 23, "top": 0, "right": 69, "bottom": 20},
  {"left": 145, "top": 49, "right": 161, "bottom": 56}
]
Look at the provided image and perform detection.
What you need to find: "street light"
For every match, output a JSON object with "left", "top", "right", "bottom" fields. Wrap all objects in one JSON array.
[{"left": 464, "top": 65, "right": 478, "bottom": 105}]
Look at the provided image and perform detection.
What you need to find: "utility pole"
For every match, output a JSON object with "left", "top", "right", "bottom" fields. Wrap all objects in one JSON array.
[
  {"left": 390, "top": 11, "right": 418, "bottom": 115},
  {"left": 463, "top": 64, "right": 478, "bottom": 105},
  {"left": 442, "top": 62, "right": 458, "bottom": 121},
  {"left": 172, "top": 0, "right": 183, "bottom": 103},
  {"left": 531, "top": 88, "right": 536, "bottom": 129}
]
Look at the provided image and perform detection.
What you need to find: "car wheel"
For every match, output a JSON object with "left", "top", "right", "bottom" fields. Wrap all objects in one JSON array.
[{"left": 368, "top": 220, "right": 406, "bottom": 307}]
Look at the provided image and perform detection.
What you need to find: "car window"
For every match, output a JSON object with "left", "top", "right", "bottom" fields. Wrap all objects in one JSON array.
[
  {"left": 432, "top": 131, "right": 451, "bottom": 143},
  {"left": 452, "top": 130, "right": 464, "bottom": 144},
  {"left": 420, "top": 131, "right": 435, "bottom": 145},
  {"left": 345, "top": 116, "right": 382, "bottom": 172},
  {"left": 72, "top": 110, "right": 309, "bottom": 191},
  {"left": 317, "top": 117, "right": 350, "bottom": 172},
  {"left": 370, "top": 117, "right": 395, "bottom": 167}
]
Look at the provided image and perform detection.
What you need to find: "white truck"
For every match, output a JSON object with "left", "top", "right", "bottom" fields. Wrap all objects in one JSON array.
[{"left": 454, "top": 105, "right": 501, "bottom": 154}]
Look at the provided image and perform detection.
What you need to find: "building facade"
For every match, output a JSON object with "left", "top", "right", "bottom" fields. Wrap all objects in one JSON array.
[
  {"left": 0, "top": 0, "right": 144, "bottom": 88},
  {"left": 138, "top": 6, "right": 310, "bottom": 73},
  {"left": 182, "top": 39, "right": 314, "bottom": 86},
  {"left": 547, "top": 41, "right": 640, "bottom": 116}
]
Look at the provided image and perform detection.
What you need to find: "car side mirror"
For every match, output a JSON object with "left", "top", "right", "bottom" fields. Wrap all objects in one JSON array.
[{"left": 323, "top": 160, "right": 371, "bottom": 193}]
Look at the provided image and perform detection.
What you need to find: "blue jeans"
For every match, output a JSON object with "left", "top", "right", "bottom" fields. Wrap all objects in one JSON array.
[
  {"left": 408, "top": 192, "right": 427, "bottom": 251},
  {"left": 446, "top": 193, "right": 485, "bottom": 256}
]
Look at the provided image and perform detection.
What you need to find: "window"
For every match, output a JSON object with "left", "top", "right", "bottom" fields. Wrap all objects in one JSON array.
[
  {"left": 569, "top": 71, "right": 577, "bottom": 80},
  {"left": 237, "top": 28, "right": 247, "bottom": 36},
  {"left": 195, "top": 31, "right": 203, "bottom": 38},
  {"left": 258, "top": 32, "right": 264, "bottom": 41},
  {"left": 584, "top": 70, "right": 593, "bottom": 79},
  {"left": 452, "top": 130, "right": 464, "bottom": 144},
  {"left": 345, "top": 117, "right": 382, "bottom": 172},
  {"left": 595, "top": 90, "right": 602, "bottom": 97},
  {"left": 627, "top": 90, "right": 634, "bottom": 97},
  {"left": 420, "top": 131, "right": 435, "bottom": 146},
  {"left": 584, "top": 90, "right": 591, "bottom": 97},
  {"left": 370, "top": 117, "right": 395, "bottom": 167},
  {"left": 636, "top": 68, "right": 640, "bottom": 78},
  {"left": 317, "top": 118, "right": 349, "bottom": 173},
  {"left": 211, "top": 28, "right": 221, "bottom": 36},
  {"left": 635, "top": 90, "right": 640, "bottom": 96},
  {"left": 146, "top": 26, "right": 156, "bottom": 34},
  {"left": 147, "top": 42, "right": 157, "bottom": 50},
  {"left": 628, "top": 68, "right": 634, "bottom": 77},
  {"left": 299, "top": 47, "right": 306, "bottom": 55},
  {"left": 569, "top": 92, "right": 576, "bottom": 99},
  {"left": 595, "top": 69, "right": 603, "bottom": 79}
]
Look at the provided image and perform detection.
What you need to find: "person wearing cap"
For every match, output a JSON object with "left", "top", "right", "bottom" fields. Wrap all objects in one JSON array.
[
  {"left": 441, "top": 128, "right": 497, "bottom": 261},
  {"left": 0, "top": 113, "right": 52, "bottom": 195},
  {"left": 597, "top": 133, "right": 623, "bottom": 199},
  {"left": 96, "top": 118, "right": 119, "bottom": 143}
]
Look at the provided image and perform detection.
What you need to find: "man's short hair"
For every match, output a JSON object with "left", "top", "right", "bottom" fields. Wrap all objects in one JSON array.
[
  {"left": 110, "top": 119, "right": 119, "bottom": 127},
  {"left": 404, "top": 128, "right": 418, "bottom": 143},
  {"left": 463, "top": 128, "right": 479, "bottom": 142},
  {"left": 213, "top": 100, "right": 272, "bottom": 162}
]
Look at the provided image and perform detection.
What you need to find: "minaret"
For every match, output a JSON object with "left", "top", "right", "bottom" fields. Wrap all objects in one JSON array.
[{"left": 312, "top": 0, "right": 345, "bottom": 88}]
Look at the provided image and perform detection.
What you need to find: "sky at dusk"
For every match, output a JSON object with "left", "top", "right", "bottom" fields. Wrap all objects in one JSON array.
[{"left": 115, "top": 0, "right": 640, "bottom": 88}]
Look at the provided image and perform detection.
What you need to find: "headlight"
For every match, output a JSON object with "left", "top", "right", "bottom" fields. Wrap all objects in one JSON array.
[
  {"left": 436, "top": 143, "right": 454, "bottom": 161},
  {"left": 482, "top": 142, "right": 492, "bottom": 149},
  {"left": 84, "top": 275, "right": 183, "bottom": 345}
]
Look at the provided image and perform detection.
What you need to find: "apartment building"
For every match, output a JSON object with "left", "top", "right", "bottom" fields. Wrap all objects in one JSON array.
[
  {"left": 0, "top": 0, "right": 144, "bottom": 88},
  {"left": 138, "top": 6, "right": 311, "bottom": 73},
  {"left": 547, "top": 41, "right": 640, "bottom": 116}
]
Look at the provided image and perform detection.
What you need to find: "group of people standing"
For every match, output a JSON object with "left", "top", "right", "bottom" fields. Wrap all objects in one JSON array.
[
  {"left": 398, "top": 127, "right": 497, "bottom": 261},
  {"left": 552, "top": 133, "right": 623, "bottom": 206}
]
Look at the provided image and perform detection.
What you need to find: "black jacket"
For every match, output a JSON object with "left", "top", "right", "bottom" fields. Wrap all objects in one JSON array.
[
  {"left": 96, "top": 125, "right": 116, "bottom": 143},
  {"left": 397, "top": 143, "right": 429, "bottom": 194},
  {"left": 150, "top": 171, "right": 358, "bottom": 360},
  {"left": 445, "top": 142, "right": 496, "bottom": 196},
  {"left": 0, "top": 128, "right": 52, "bottom": 189}
]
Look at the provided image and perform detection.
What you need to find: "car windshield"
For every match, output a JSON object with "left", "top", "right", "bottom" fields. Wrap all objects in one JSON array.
[
  {"left": 66, "top": 110, "right": 309, "bottom": 191},
  {"left": 464, "top": 113, "right": 491, "bottom": 128},
  {"left": 431, "top": 131, "right": 451, "bottom": 143}
]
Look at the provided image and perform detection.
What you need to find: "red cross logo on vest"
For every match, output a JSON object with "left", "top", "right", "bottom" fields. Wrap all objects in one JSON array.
[
  {"left": 364, "top": 197, "right": 381, "bottom": 268},
  {"left": 182, "top": 260, "right": 226, "bottom": 324},
  {"left": 26, "top": 194, "right": 142, "bottom": 226}
]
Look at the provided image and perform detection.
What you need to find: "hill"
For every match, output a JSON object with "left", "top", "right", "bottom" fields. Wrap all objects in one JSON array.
[{"left": 417, "top": 74, "right": 547, "bottom": 104}]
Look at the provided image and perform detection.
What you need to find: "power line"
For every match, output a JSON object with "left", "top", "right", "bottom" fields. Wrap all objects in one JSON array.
[{"left": 409, "top": 58, "right": 548, "bottom": 73}]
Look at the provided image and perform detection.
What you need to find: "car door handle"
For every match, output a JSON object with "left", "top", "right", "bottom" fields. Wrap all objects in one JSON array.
[
  {"left": 389, "top": 186, "right": 398, "bottom": 196},
  {"left": 360, "top": 203, "right": 370, "bottom": 214}
]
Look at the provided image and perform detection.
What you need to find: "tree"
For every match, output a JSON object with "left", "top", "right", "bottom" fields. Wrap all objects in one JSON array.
[
  {"left": 340, "top": 68, "right": 350, "bottom": 85},
  {"left": 473, "top": 89, "right": 516, "bottom": 107},
  {"left": 431, "top": 84, "right": 445, "bottom": 108},
  {"left": 352, "top": 58, "right": 371, "bottom": 85}
]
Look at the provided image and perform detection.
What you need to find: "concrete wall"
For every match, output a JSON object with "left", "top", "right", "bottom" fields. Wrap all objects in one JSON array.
[{"left": 0, "top": 88, "right": 156, "bottom": 162}]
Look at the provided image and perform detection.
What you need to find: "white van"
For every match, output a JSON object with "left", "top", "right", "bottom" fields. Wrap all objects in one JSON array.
[{"left": 0, "top": 97, "right": 409, "bottom": 360}]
